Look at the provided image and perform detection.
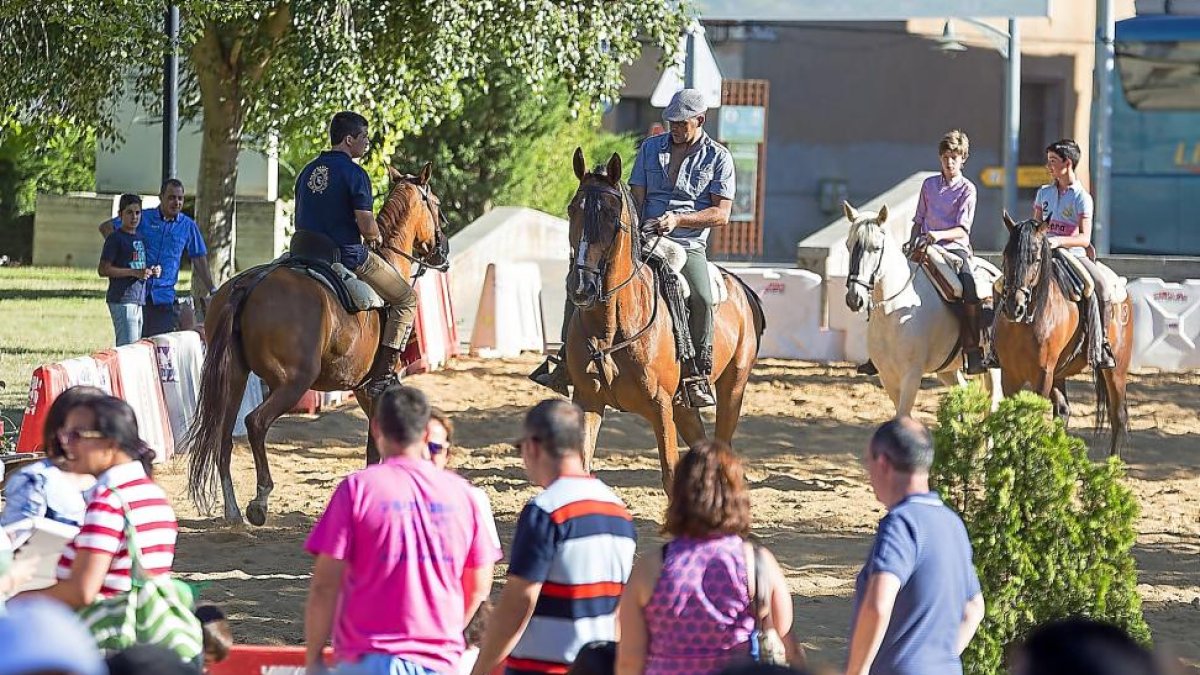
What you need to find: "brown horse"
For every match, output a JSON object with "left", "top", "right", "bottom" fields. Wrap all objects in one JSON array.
[
  {"left": 994, "top": 213, "right": 1133, "bottom": 456},
  {"left": 186, "top": 163, "right": 449, "bottom": 524},
  {"left": 565, "top": 149, "right": 764, "bottom": 492}
]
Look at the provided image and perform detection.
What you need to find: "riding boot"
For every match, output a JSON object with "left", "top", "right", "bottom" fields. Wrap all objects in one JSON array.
[
  {"left": 529, "top": 346, "right": 572, "bottom": 397},
  {"left": 856, "top": 360, "right": 879, "bottom": 376},
  {"left": 1097, "top": 311, "right": 1117, "bottom": 370},
  {"left": 679, "top": 347, "right": 716, "bottom": 409},
  {"left": 362, "top": 345, "right": 404, "bottom": 400},
  {"left": 961, "top": 301, "right": 987, "bottom": 375}
]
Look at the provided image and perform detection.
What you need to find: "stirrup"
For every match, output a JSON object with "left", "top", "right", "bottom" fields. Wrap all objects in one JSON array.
[
  {"left": 529, "top": 357, "right": 571, "bottom": 396},
  {"left": 963, "top": 349, "right": 987, "bottom": 375},
  {"left": 675, "top": 375, "right": 716, "bottom": 409},
  {"left": 1096, "top": 344, "right": 1117, "bottom": 370},
  {"left": 362, "top": 372, "right": 401, "bottom": 400}
]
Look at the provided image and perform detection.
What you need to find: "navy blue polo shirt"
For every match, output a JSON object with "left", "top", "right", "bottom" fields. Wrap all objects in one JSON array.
[
  {"left": 851, "top": 492, "right": 982, "bottom": 675},
  {"left": 295, "top": 150, "right": 373, "bottom": 270},
  {"left": 108, "top": 207, "right": 208, "bottom": 305}
]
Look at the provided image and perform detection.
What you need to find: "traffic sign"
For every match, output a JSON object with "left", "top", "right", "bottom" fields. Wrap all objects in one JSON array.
[
  {"left": 651, "top": 23, "right": 723, "bottom": 109},
  {"left": 979, "top": 165, "right": 1048, "bottom": 188}
]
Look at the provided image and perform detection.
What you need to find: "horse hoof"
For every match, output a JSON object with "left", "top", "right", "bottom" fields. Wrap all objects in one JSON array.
[{"left": 246, "top": 503, "right": 267, "bottom": 527}]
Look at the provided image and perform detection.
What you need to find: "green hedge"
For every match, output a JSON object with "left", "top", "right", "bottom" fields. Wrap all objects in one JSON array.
[{"left": 931, "top": 386, "right": 1149, "bottom": 673}]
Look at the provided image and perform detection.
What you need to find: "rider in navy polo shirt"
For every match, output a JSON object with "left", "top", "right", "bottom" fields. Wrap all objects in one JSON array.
[
  {"left": 294, "top": 111, "right": 419, "bottom": 399},
  {"left": 98, "top": 179, "right": 216, "bottom": 337}
]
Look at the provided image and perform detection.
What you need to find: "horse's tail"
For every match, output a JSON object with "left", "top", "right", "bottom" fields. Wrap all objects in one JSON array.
[
  {"left": 186, "top": 268, "right": 263, "bottom": 512},
  {"left": 720, "top": 266, "right": 766, "bottom": 351}
]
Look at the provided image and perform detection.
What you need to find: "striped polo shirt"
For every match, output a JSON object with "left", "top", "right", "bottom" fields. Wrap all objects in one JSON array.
[
  {"left": 56, "top": 461, "right": 177, "bottom": 596},
  {"left": 506, "top": 476, "right": 636, "bottom": 675}
]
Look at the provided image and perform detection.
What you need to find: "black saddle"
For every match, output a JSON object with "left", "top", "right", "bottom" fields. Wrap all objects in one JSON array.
[{"left": 282, "top": 230, "right": 374, "bottom": 314}]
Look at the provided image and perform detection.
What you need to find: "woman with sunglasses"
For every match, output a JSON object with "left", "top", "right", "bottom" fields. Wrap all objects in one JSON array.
[
  {"left": 18, "top": 395, "right": 176, "bottom": 611},
  {"left": 1, "top": 387, "right": 102, "bottom": 529},
  {"left": 427, "top": 410, "right": 502, "bottom": 558}
]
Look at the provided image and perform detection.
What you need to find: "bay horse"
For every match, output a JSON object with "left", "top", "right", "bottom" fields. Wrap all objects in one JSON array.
[
  {"left": 565, "top": 149, "right": 764, "bottom": 492},
  {"left": 186, "top": 163, "right": 449, "bottom": 524},
  {"left": 843, "top": 201, "right": 1002, "bottom": 416},
  {"left": 994, "top": 213, "right": 1133, "bottom": 456}
]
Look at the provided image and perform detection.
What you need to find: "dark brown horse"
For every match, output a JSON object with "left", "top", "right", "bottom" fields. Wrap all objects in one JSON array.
[
  {"left": 186, "top": 163, "right": 448, "bottom": 524},
  {"left": 566, "top": 149, "right": 764, "bottom": 492},
  {"left": 994, "top": 213, "right": 1133, "bottom": 456}
]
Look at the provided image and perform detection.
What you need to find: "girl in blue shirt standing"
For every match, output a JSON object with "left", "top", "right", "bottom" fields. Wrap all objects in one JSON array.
[{"left": 98, "top": 194, "right": 156, "bottom": 346}]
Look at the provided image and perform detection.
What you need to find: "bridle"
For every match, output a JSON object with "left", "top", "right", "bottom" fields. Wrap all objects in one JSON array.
[
  {"left": 1001, "top": 219, "right": 1047, "bottom": 324},
  {"left": 572, "top": 182, "right": 660, "bottom": 302},
  {"left": 847, "top": 222, "right": 925, "bottom": 313},
  {"left": 377, "top": 178, "right": 451, "bottom": 280},
  {"left": 571, "top": 180, "right": 663, "bottom": 357}
]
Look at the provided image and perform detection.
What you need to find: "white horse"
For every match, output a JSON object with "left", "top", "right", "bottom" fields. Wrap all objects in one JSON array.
[{"left": 842, "top": 201, "right": 1002, "bottom": 416}]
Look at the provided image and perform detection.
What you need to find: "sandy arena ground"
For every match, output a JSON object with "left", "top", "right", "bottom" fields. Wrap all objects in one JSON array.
[{"left": 154, "top": 356, "right": 1200, "bottom": 671}]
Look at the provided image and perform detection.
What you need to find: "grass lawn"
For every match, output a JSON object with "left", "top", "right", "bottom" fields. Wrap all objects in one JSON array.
[{"left": 0, "top": 267, "right": 189, "bottom": 444}]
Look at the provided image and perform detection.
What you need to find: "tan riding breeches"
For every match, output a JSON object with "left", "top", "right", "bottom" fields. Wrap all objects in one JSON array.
[{"left": 355, "top": 250, "right": 419, "bottom": 349}]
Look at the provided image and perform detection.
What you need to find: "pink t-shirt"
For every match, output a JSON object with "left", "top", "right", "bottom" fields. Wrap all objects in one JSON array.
[{"left": 305, "top": 456, "right": 502, "bottom": 671}]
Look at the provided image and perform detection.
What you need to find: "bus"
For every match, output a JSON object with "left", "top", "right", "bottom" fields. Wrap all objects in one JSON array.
[{"left": 1111, "top": 13, "right": 1200, "bottom": 254}]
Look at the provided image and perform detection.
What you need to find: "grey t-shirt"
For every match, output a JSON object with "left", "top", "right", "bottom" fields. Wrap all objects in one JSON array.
[
  {"left": 628, "top": 131, "right": 735, "bottom": 250},
  {"left": 851, "top": 492, "right": 981, "bottom": 675}
]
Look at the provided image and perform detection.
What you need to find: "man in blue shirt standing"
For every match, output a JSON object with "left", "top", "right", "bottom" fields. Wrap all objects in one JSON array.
[
  {"left": 294, "top": 111, "right": 419, "bottom": 399},
  {"left": 530, "top": 89, "right": 735, "bottom": 408},
  {"left": 847, "top": 417, "right": 986, "bottom": 675},
  {"left": 98, "top": 179, "right": 216, "bottom": 337}
]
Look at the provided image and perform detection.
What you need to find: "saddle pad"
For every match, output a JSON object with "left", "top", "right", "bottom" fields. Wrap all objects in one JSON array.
[
  {"left": 921, "top": 246, "right": 999, "bottom": 304},
  {"left": 1053, "top": 249, "right": 1094, "bottom": 302},
  {"left": 290, "top": 258, "right": 383, "bottom": 313},
  {"left": 651, "top": 238, "right": 728, "bottom": 305}
]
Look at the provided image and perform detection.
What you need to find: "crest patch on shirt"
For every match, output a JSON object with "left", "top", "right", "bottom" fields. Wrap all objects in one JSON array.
[{"left": 307, "top": 165, "right": 330, "bottom": 194}]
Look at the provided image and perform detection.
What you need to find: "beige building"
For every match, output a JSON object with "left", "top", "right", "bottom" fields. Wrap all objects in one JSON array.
[{"left": 607, "top": 0, "right": 1136, "bottom": 259}]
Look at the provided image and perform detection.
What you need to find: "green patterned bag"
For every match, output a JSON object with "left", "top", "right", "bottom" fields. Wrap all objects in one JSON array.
[{"left": 76, "top": 488, "right": 202, "bottom": 661}]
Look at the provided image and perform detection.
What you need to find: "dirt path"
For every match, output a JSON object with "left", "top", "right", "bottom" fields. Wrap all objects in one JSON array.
[{"left": 155, "top": 356, "right": 1200, "bottom": 671}]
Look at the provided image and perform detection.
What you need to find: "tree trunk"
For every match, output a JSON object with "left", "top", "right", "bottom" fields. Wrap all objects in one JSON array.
[{"left": 192, "top": 24, "right": 245, "bottom": 286}]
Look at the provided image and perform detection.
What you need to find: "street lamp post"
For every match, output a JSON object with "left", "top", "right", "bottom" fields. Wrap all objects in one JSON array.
[
  {"left": 938, "top": 18, "right": 1021, "bottom": 219},
  {"left": 163, "top": 2, "right": 179, "bottom": 183}
]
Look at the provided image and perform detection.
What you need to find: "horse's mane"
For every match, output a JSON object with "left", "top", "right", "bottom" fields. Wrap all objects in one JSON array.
[
  {"left": 376, "top": 177, "right": 416, "bottom": 243},
  {"left": 1006, "top": 218, "right": 1072, "bottom": 335},
  {"left": 576, "top": 168, "right": 640, "bottom": 247},
  {"left": 847, "top": 214, "right": 886, "bottom": 252}
]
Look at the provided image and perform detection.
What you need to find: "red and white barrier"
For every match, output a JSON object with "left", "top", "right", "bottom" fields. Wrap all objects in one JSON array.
[
  {"left": 1127, "top": 278, "right": 1200, "bottom": 370},
  {"left": 149, "top": 331, "right": 205, "bottom": 452},
  {"left": 208, "top": 646, "right": 329, "bottom": 675},
  {"left": 94, "top": 342, "right": 175, "bottom": 462},
  {"left": 404, "top": 270, "right": 461, "bottom": 375},
  {"left": 469, "top": 262, "right": 545, "bottom": 358},
  {"left": 732, "top": 268, "right": 845, "bottom": 362},
  {"left": 15, "top": 364, "right": 70, "bottom": 453}
]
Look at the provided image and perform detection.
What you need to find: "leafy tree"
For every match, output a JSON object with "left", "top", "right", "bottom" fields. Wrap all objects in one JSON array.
[
  {"left": 0, "top": 0, "right": 689, "bottom": 282},
  {"left": 0, "top": 119, "right": 96, "bottom": 261},
  {"left": 385, "top": 67, "right": 638, "bottom": 231},
  {"left": 931, "top": 386, "right": 1150, "bottom": 674}
]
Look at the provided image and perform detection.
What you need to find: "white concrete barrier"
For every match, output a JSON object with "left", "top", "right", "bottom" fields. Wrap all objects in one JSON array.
[
  {"left": 234, "top": 373, "right": 265, "bottom": 438},
  {"left": 825, "top": 276, "right": 869, "bottom": 364},
  {"left": 1126, "top": 278, "right": 1200, "bottom": 370},
  {"left": 469, "top": 262, "right": 546, "bottom": 358},
  {"left": 731, "top": 268, "right": 844, "bottom": 362},
  {"left": 150, "top": 332, "right": 205, "bottom": 452}
]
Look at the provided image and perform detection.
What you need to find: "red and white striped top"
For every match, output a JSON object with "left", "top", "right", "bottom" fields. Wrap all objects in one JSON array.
[{"left": 56, "top": 461, "right": 178, "bottom": 596}]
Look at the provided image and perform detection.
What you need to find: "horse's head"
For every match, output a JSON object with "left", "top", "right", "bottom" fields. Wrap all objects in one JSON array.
[
  {"left": 376, "top": 162, "right": 450, "bottom": 274},
  {"left": 567, "top": 147, "right": 638, "bottom": 309},
  {"left": 1000, "top": 211, "right": 1050, "bottom": 323},
  {"left": 842, "top": 200, "right": 891, "bottom": 312}
]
